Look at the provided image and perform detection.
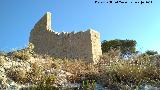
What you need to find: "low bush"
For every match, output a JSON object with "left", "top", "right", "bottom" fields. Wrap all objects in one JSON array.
[
  {"left": 98, "top": 53, "right": 160, "bottom": 89},
  {"left": 3, "top": 45, "right": 160, "bottom": 89},
  {"left": 6, "top": 67, "right": 28, "bottom": 84},
  {"left": 36, "top": 74, "right": 57, "bottom": 90},
  {"left": 61, "top": 59, "right": 99, "bottom": 83},
  {"left": 8, "top": 43, "right": 34, "bottom": 60}
]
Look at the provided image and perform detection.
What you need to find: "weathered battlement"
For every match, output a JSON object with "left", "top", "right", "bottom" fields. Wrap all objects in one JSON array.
[
  {"left": 29, "top": 12, "right": 102, "bottom": 63},
  {"left": 34, "top": 12, "right": 52, "bottom": 31}
]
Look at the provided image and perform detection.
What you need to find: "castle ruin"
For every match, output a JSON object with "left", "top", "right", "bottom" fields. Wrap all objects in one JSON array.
[{"left": 29, "top": 12, "right": 102, "bottom": 63}]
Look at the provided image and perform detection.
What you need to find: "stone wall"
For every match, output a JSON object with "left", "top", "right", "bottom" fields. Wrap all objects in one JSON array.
[{"left": 29, "top": 12, "right": 102, "bottom": 63}]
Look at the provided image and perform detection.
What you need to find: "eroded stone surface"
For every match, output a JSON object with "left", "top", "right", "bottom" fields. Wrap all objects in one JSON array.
[{"left": 29, "top": 12, "right": 102, "bottom": 63}]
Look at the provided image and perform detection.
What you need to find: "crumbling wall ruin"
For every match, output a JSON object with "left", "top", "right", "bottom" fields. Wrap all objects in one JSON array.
[{"left": 29, "top": 12, "right": 102, "bottom": 63}]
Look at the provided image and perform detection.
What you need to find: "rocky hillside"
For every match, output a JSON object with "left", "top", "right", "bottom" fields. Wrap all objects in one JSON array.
[{"left": 0, "top": 43, "right": 160, "bottom": 90}]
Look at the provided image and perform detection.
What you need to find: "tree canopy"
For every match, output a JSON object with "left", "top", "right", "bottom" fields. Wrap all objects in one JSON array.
[
  {"left": 145, "top": 50, "right": 158, "bottom": 55},
  {"left": 101, "top": 39, "right": 137, "bottom": 55}
]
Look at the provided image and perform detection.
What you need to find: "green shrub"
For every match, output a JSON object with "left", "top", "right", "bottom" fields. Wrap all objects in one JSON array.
[
  {"left": 81, "top": 80, "right": 96, "bottom": 90},
  {"left": 36, "top": 74, "right": 56, "bottom": 90}
]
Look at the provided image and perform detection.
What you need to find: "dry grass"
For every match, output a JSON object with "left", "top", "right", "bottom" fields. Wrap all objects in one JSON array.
[
  {"left": 6, "top": 67, "right": 28, "bottom": 84},
  {"left": 60, "top": 59, "right": 99, "bottom": 83},
  {"left": 0, "top": 56, "right": 6, "bottom": 66},
  {"left": 2, "top": 46, "right": 160, "bottom": 89},
  {"left": 98, "top": 51, "right": 160, "bottom": 89}
]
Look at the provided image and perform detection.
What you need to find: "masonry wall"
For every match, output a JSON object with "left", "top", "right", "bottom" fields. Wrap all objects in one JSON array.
[{"left": 29, "top": 12, "right": 102, "bottom": 63}]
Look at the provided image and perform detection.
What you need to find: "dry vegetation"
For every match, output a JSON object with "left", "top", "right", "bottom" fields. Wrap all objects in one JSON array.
[{"left": 0, "top": 44, "right": 160, "bottom": 89}]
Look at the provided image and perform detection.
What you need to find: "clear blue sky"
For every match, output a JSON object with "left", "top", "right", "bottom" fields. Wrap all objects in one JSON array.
[{"left": 0, "top": 0, "right": 160, "bottom": 53}]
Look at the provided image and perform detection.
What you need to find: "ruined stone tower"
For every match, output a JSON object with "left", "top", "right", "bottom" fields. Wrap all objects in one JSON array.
[{"left": 29, "top": 12, "right": 102, "bottom": 63}]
